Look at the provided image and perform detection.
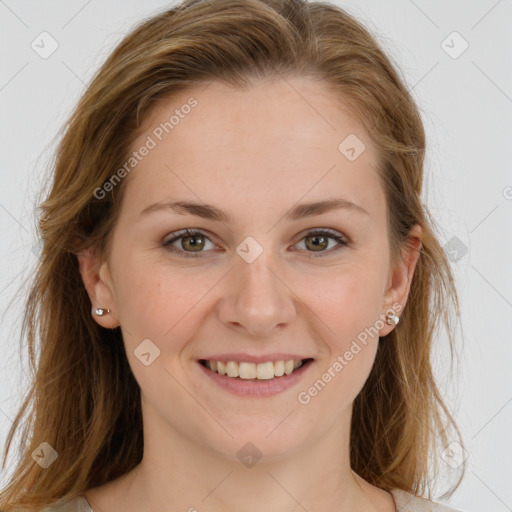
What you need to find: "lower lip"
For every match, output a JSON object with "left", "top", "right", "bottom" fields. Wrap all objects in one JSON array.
[{"left": 197, "top": 360, "right": 314, "bottom": 398}]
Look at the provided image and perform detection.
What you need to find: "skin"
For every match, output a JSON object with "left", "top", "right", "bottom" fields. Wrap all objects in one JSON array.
[{"left": 78, "top": 76, "right": 422, "bottom": 512}]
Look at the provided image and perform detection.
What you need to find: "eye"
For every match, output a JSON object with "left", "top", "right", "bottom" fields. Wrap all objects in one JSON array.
[
  {"left": 293, "top": 229, "right": 350, "bottom": 257},
  {"left": 162, "top": 229, "right": 217, "bottom": 257},
  {"left": 162, "top": 228, "right": 350, "bottom": 258}
]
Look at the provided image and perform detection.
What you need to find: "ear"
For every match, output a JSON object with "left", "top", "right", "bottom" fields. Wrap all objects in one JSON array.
[
  {"left": 77, "top": 247, "right": 119, "bottom": 329},
  {"left": 379, "top": 224, "right": 422, "bottom": 336}
]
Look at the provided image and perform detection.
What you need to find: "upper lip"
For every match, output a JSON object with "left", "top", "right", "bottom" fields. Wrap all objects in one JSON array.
[{"left": 198, "top": 353, "right": 313, "bottom": 364}]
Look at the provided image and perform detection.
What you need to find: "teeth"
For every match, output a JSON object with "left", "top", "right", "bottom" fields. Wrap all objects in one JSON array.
[
  {"left": 284, "top": 360, "right": 294, "bottom": 375},
  {"left": 203, "top": 359, "right": 305, "bottom": 379},
  {"left": 226, "top": 361, "right": 239, "bottom": 378},
  {"left": 274, "top": 360, "right": 285, "bottom": 377},
  {"left": 256, "top": 362, "right": 274, "bottom": 380},
  {"left": 240, "top": 362, "right": 257, "bottom": 379}
]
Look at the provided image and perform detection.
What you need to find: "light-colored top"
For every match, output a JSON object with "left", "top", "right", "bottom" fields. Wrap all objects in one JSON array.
[
  {"left": 40, "top": 488, "right": 463, "bottom": 511},
  {"left": 391, "top": 489, "right": 462, "bottom": 511}
]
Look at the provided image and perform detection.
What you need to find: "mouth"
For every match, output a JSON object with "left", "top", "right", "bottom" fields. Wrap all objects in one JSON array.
[
  {"left": 198, "top": 358, "right": 315, "bottom": 380},
  {"left": 196, "top": 357, "right": 315, "bottom": 398}
]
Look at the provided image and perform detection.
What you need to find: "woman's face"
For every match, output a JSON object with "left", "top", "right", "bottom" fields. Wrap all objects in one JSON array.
[{"left": 81, "top": 77, "right": 419, "bottom": 462}]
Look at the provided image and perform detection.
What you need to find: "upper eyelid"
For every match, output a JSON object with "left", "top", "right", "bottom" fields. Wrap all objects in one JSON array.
[{"left": 163, "top": 228, "right": 216, "bottom": 244}]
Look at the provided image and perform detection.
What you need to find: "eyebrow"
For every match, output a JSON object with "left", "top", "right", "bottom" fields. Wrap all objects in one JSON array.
[{"left": 138, "top": 197, "right": 369, "bottom": 223}]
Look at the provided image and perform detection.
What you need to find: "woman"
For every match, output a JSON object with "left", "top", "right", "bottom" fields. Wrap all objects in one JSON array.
[{"left": 0, "top": 0, "right": 466, "bottom": 510}]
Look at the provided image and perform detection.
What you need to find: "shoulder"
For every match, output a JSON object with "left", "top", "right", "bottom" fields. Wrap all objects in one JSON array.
[
  {"left": 390, "top": 488, "right": 463, "bottom": 512},
  {"left": 40, "top": 495, "right": 92, "bottom": 512}
]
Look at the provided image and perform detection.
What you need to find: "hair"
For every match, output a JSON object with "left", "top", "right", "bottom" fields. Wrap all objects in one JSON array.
[{"left": 0, "top": 0, "right": 465, "bottom": 510}]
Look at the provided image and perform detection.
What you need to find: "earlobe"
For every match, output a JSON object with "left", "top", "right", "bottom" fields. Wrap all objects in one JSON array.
[{"left": 77, "top": 248, "right": 119, "bottom": 329}]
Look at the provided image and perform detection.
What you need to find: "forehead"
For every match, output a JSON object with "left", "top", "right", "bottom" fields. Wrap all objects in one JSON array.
[{"left": 122, "top": 77, "right": 384, "bottom": 223}]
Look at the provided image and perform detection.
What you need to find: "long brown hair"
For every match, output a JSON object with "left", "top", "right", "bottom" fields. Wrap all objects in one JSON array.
[{"left": 0, "top": 1, "right": 465, "bottom": 509}]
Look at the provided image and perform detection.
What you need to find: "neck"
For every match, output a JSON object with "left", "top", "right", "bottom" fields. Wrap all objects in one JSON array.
[{"left": 85, "top": 400, "right": 394, "bottom": 512}]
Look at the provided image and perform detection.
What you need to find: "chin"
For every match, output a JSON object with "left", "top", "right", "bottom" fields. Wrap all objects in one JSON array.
[{"left": 204, "top": 422, "right": 307, "bottom": 464}]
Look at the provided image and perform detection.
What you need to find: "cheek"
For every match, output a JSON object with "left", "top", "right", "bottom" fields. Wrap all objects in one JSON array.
[
  {"left": 113, "top": 259, "right": 167, "bottom": 336},
  {"left": 294, "top": 260, "right": 386, "bottom": 399},
  {"left": 298, "top": 259, "right": 387, "bottom": 341},
  {"left": 111, "top": 252, "right": 222, "bottom": 355}
]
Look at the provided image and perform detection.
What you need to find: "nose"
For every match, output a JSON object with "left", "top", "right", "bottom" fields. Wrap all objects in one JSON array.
[{"left": 217, "top": 247, "right": 297, "bottom": 337}]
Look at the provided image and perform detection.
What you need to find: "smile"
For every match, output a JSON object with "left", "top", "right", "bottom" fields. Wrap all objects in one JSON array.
[
  {"left": 200, "top": 358, "right": 313, "bottom": 379},
  {"left": 197, "top": 358, "right": 315, "bottom": 398}
]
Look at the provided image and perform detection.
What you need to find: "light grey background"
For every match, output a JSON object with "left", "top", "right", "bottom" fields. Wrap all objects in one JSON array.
[{"left": 0, "top": 1, "right": 511, "bottom": 511}]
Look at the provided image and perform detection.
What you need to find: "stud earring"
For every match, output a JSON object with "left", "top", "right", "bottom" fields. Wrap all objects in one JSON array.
[
  {"left": 94, "top": 307, "right": 111, "bottom": 316},
  {"left": 386, "top": 312, "right": 400, "bottom": 326}
]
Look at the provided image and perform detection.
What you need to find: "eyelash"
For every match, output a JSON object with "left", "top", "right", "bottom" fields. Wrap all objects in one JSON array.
[{"left": 162, "top": 228, "right": 350, "bottom": 258}]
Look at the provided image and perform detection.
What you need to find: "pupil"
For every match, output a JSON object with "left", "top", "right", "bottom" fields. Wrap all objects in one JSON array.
[
  {"left": 184, "top": 235, "right": 203, "bottom": 251},
  {"left": 309, "top": 235, "right": 326, "bottom": 251}
]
